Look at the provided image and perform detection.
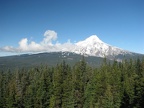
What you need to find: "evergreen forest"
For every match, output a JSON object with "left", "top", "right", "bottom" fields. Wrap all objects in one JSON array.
[{"left": 0, "top": 57, "right": 144, "bottom": 108}]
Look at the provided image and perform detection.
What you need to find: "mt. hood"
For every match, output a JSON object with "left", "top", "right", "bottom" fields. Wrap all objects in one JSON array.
[{"left": 71, "top": 35, "right": 132, "bottom": 59}]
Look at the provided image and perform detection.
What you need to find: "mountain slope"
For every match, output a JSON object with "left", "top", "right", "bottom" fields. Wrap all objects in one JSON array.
[
  {"left": 73, "top": 35, "right": 132, "bottom": 58},
  {"left": 0, "top": 52, "right": 106, "bottom": 70}
]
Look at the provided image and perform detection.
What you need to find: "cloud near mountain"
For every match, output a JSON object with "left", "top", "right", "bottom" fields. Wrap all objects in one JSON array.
[
  {"left": 0, "top": 30, "right": 133, "bottom": 58},
  {"left": 1, "top": 30, "right": 75, "bottom": 53}
]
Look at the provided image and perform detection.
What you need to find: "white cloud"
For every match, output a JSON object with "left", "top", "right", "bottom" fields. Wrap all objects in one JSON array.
[
  {"left": 55, "top": 39, "right": 76, "bottom": 52},
  {"left": 0, "top": 30, "right": 76, "bottom": 54},
  {"left": 19, "top": 38, "right": 28, "bottom": 51},
  {"left": 42, "top": 30, "right": 57, "bottom": 45},
  {"left": 18, "top": 38, "right": 43, "bottom": 52},
  {"left": 2, "top": 46, "right": 16, "bottom": 52}
]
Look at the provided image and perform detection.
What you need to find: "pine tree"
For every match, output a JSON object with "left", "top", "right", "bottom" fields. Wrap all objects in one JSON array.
[
  {"left": 73, "top": 56, "right": 87, "bottom": 108},
  {"left": 0, "top": 71, "right": 6, "bottom": 107}
]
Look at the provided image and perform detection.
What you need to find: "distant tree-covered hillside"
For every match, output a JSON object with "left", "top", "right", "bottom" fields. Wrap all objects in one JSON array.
[{"left": 0, "top": 57, "right": 144, "bottom": 108}]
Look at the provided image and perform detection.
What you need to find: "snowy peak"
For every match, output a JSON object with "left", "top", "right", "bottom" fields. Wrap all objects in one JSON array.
[
  {"left": 76, "top": 35, "right": 103, "bottom": 46},
  {"left": 84, "top": 35, "right": 103, "bottom": 43},
  {"left": 73, "top": 35, "right": 131, "bottom": 58}
]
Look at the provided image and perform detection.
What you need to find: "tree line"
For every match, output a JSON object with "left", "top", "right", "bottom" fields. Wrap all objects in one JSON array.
[{"left": 0, "top": 57, "right": 144, "bottom": 108}]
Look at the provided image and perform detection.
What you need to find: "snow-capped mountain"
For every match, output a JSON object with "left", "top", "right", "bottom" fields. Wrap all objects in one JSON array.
[
  {"left": 0, "top": 35, "right": 143, "bottom": 70},
  {"left": 72, "top": 35, "right": 132, "bottom": 58}
]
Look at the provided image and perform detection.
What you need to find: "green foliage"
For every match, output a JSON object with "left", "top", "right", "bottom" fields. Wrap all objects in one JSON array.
[{"left": 0, "top": 57, "right": 144, "bottom": 107}]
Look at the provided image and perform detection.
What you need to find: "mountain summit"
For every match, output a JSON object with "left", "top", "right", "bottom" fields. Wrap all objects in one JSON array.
[
  {"left": 72, "top": 35, "right": 132, "bottom": 58},
  {"left": 82, "top": 35, "right": 103, "bottom": 43},
  {"left": 76, "top": 35, "right": 103, "bottom": 47}
]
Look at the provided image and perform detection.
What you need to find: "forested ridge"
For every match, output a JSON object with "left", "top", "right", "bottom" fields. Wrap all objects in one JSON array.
[{"left": 0, "top": 57, "right": 144, "bottom": 108}]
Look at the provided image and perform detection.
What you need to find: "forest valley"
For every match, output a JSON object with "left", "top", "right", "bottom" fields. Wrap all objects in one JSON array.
[{"left": 0, "top": 57, "right": 144, "bottom": 108}]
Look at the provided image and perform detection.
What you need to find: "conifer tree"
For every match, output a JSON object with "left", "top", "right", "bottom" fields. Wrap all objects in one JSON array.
[{"left": 73, "top": 56, "right": 87, "bottom": 108}]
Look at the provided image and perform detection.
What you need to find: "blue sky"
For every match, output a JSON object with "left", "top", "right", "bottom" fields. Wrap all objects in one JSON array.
[{"left": 0, "top": 0, "right": 144, "bottom": 56}]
